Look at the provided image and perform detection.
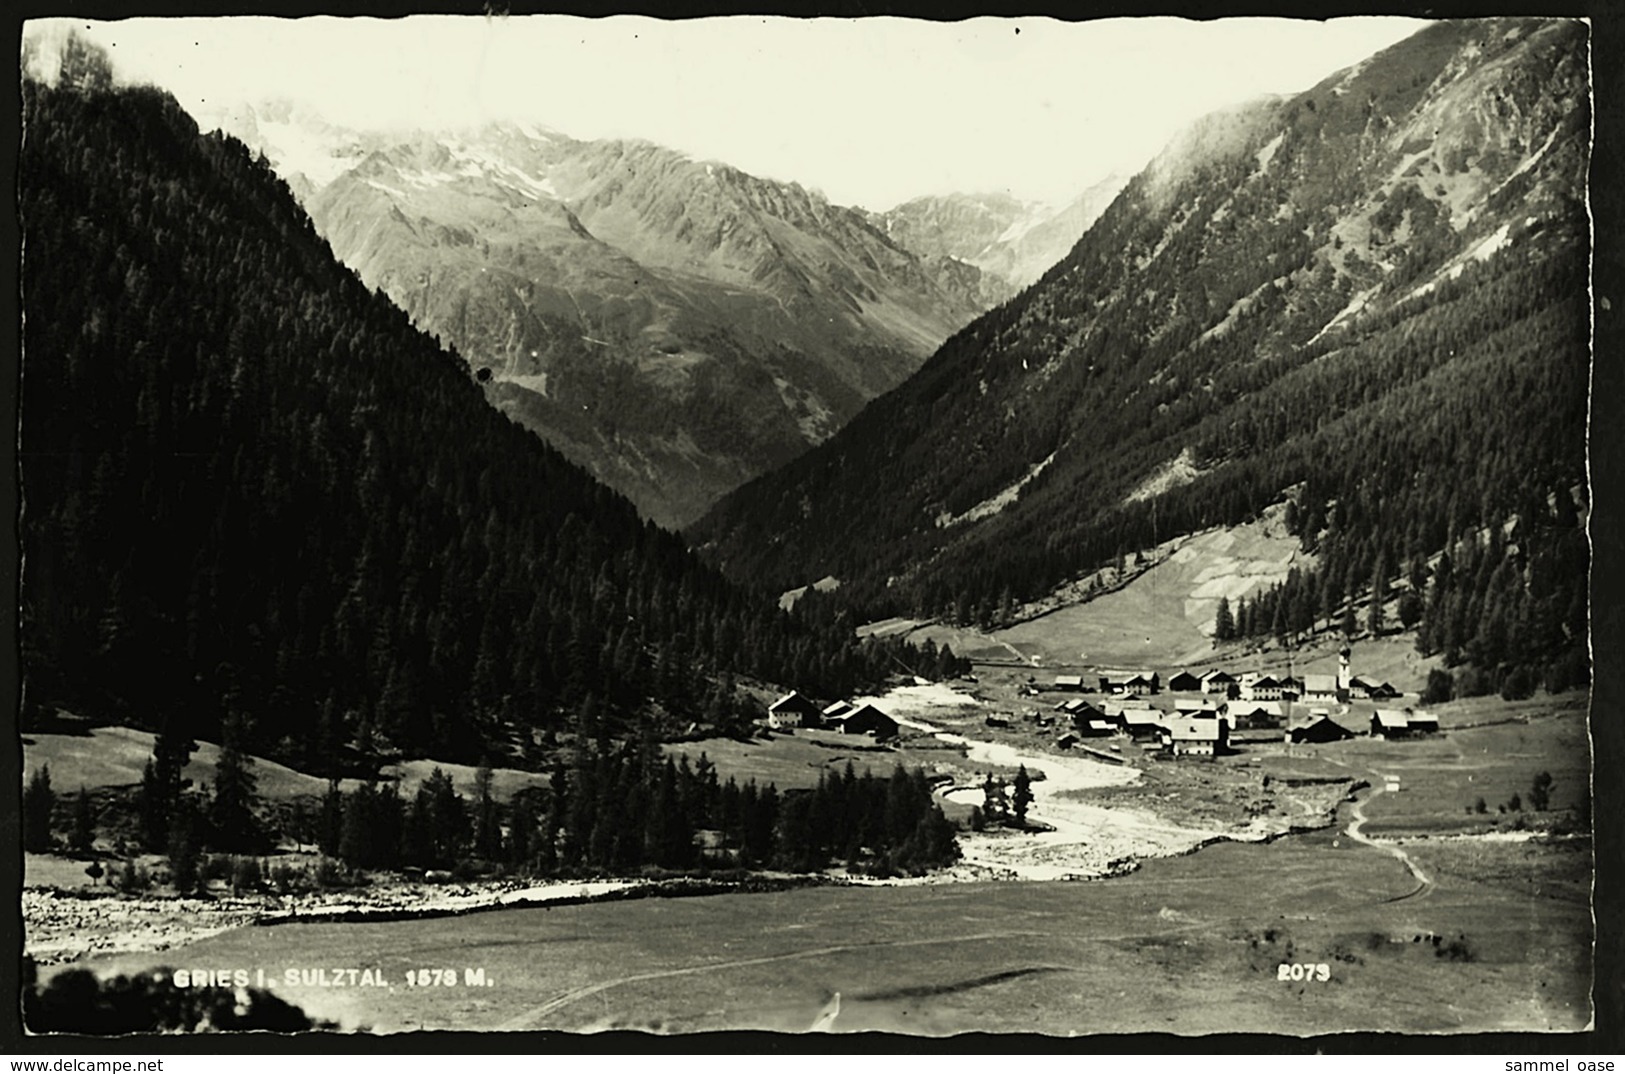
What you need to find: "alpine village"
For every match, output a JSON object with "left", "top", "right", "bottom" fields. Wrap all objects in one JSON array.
[{"left": 17, "top": 17, "right": 1593, "bottom": 1038}]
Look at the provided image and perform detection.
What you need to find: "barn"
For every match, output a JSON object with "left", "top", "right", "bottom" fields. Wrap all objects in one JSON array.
[
  {"left": 1175, "top": 697, "right": 1219, "bottom": 717},
  {"left": 1167, "top": 669, "right": 1203, "bottom": 693},
  {"left": 1068, "top": 699, "right": 1116, "bottom": 729},
  {"left": 1370, "top": 710, "right": 1411, "bottom": 738},
  {"left": 823, "top": 700, "right": 855, "bottom": 723},
  {"left": 836, "top": 703, "right": 899, "bottom": 741},
  {"left": 1053, "top": 674, "right": 1085, "bottom": 692},
  {"left": 1288, "top": 713, "right": 1356, "bottom": 744},
  {"left": 1119, "top": 706, "right": 1165, "bottom": 741},
  {"left": 1406, "top": 710, "right": 1440, "bottom": 734}
]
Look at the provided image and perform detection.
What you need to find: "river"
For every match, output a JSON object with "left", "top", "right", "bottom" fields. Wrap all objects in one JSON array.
[{"left": 849, "top": 683, "right": 1281, "bottom": 880}]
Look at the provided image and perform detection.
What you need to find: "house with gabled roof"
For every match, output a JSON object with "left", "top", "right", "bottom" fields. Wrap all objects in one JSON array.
[
  {"left": 1241, "top": 674, "right": 1283, "bottom": 701},
  {"left": 1302, "top": 674, "right": 1340, "bottom": 702},
  {"left": 1201, "top": 669, "right": 1237, "bottom": 696},
  {"left": 767, "top": 690, "right": 822, "bottom": 729},
  {"left": 1161, "top": 718, "right": 1228, "bottom": 756},
  {"left": 1099, "top": 670, "right": 1160, "bottom": 696},
  {"left": 1226, "top": 699, "right": 1284, "bottom": 729},
  {"left": 1348, "top": 676, "right": 1378, "bottom": 701},
  {"left": 1175, "top": 697, "right": 1219, "bottom": 716}
]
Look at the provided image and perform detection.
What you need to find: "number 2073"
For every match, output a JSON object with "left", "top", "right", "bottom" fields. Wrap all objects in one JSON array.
[{"left": 1278, "top": 963, "right": 1331, "bottom": 982}]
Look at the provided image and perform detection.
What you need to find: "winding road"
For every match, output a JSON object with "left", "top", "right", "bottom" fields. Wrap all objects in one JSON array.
[{"left": 1345, "top": 779, "right": 1433, "bottom": 902}]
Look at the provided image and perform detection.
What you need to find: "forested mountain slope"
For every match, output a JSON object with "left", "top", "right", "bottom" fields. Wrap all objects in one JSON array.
[
  {"left": 217, "top": 109, "right": 991, "bottom": 528},
  {"left": 694, "top": 18, "right": 1590, "bottom": 694},
  {"left": 18, "top": 52, "right": 940, "bottom": 772}
]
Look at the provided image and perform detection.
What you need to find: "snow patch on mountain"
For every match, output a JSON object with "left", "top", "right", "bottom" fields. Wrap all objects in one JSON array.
[
  {"left": 248, "top": 118, "right": 368, "bottom": 189},
  {"left": 364, "top": 178, "right": 407, "bottom": 199}
]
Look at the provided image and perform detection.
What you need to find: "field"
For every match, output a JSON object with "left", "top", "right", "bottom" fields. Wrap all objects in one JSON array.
[
  {"left": 21, "top": 717, "right": 552, "bottom": 802},
  {"left": 660, "top": 727, "right": 967, "bottom": 792},
  {"left": 49, "top": 813, "right": 1589, "bottom": 1035}
]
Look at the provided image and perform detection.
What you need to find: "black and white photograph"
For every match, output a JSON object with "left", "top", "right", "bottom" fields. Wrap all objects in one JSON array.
[{"left": 12, "top": 7, "right": 1602, "bottom": 1043}]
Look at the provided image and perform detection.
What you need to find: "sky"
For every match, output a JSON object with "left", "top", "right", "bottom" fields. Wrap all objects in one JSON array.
[{"left": 31, "top": 14, "right": 1428, "bottom": 210}]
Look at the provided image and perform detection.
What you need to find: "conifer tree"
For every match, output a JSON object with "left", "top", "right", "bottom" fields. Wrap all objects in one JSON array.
[
  {"left": 1214, "top": 597, "right": 1235, "bottom": 644},
  {"left": 70, "top": 788, "right": 95, "bottom": 853},
  {"left": 1011, "top": 766, "right": 1033, "bottom": 828},
  {"left": 23, "top": 765, "right": 54, "bottom": 853},
  {"left": 209, "top": 713, "right": 262, "bottom": 853}
]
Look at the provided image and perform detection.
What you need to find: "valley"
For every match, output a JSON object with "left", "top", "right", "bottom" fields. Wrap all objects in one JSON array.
[
  {"left": 25, "top": 682, "right": 1591, "bottom": 1035},
  {"left": 15, "top": 16, "right": 1596, "bottom": 1045}
]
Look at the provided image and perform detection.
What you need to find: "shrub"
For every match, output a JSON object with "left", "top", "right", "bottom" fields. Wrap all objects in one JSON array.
[
  {"left": 230, "top": 856, "right": 262, "bottom": 893},
  {"left": 118, "top": 861, "right": 150, "bottom": 893},
  {"left": 268, "top": 862, "right": 307, "bottom": 894},
  {"left": 200, "top": 854, "right": 233, "bottom": 883},
  {"left": 312, "top": 856, "right": 349, "bottom": 888},
  {"left": 1499, "top": 664, "right": 1535, "bottom": 701},
  {"left": 1529, "top": 771, "right": 1554, "bottom": 811},
  {"left": 1436, "top": 935, "right": 1476, "bottom": 962},
  {"left": 1421, "top": 668, "right": 1454, "bottom": 705}
]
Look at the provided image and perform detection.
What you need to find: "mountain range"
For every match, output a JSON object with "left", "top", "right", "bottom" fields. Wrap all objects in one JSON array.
[
  {"left": 692, "top": 17, "right": 1590, "bottom": 693},
  {"left": 867, "top": 172, "right": 1130, "bottom": 294},
  {"left": 203, "top": 103, "right": 1007, "bottom": 527}
]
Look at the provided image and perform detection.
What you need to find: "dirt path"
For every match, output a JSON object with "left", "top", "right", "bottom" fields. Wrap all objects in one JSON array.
[{"left": 1345, "top": 782, "right": 1433, "bottom": 902}]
